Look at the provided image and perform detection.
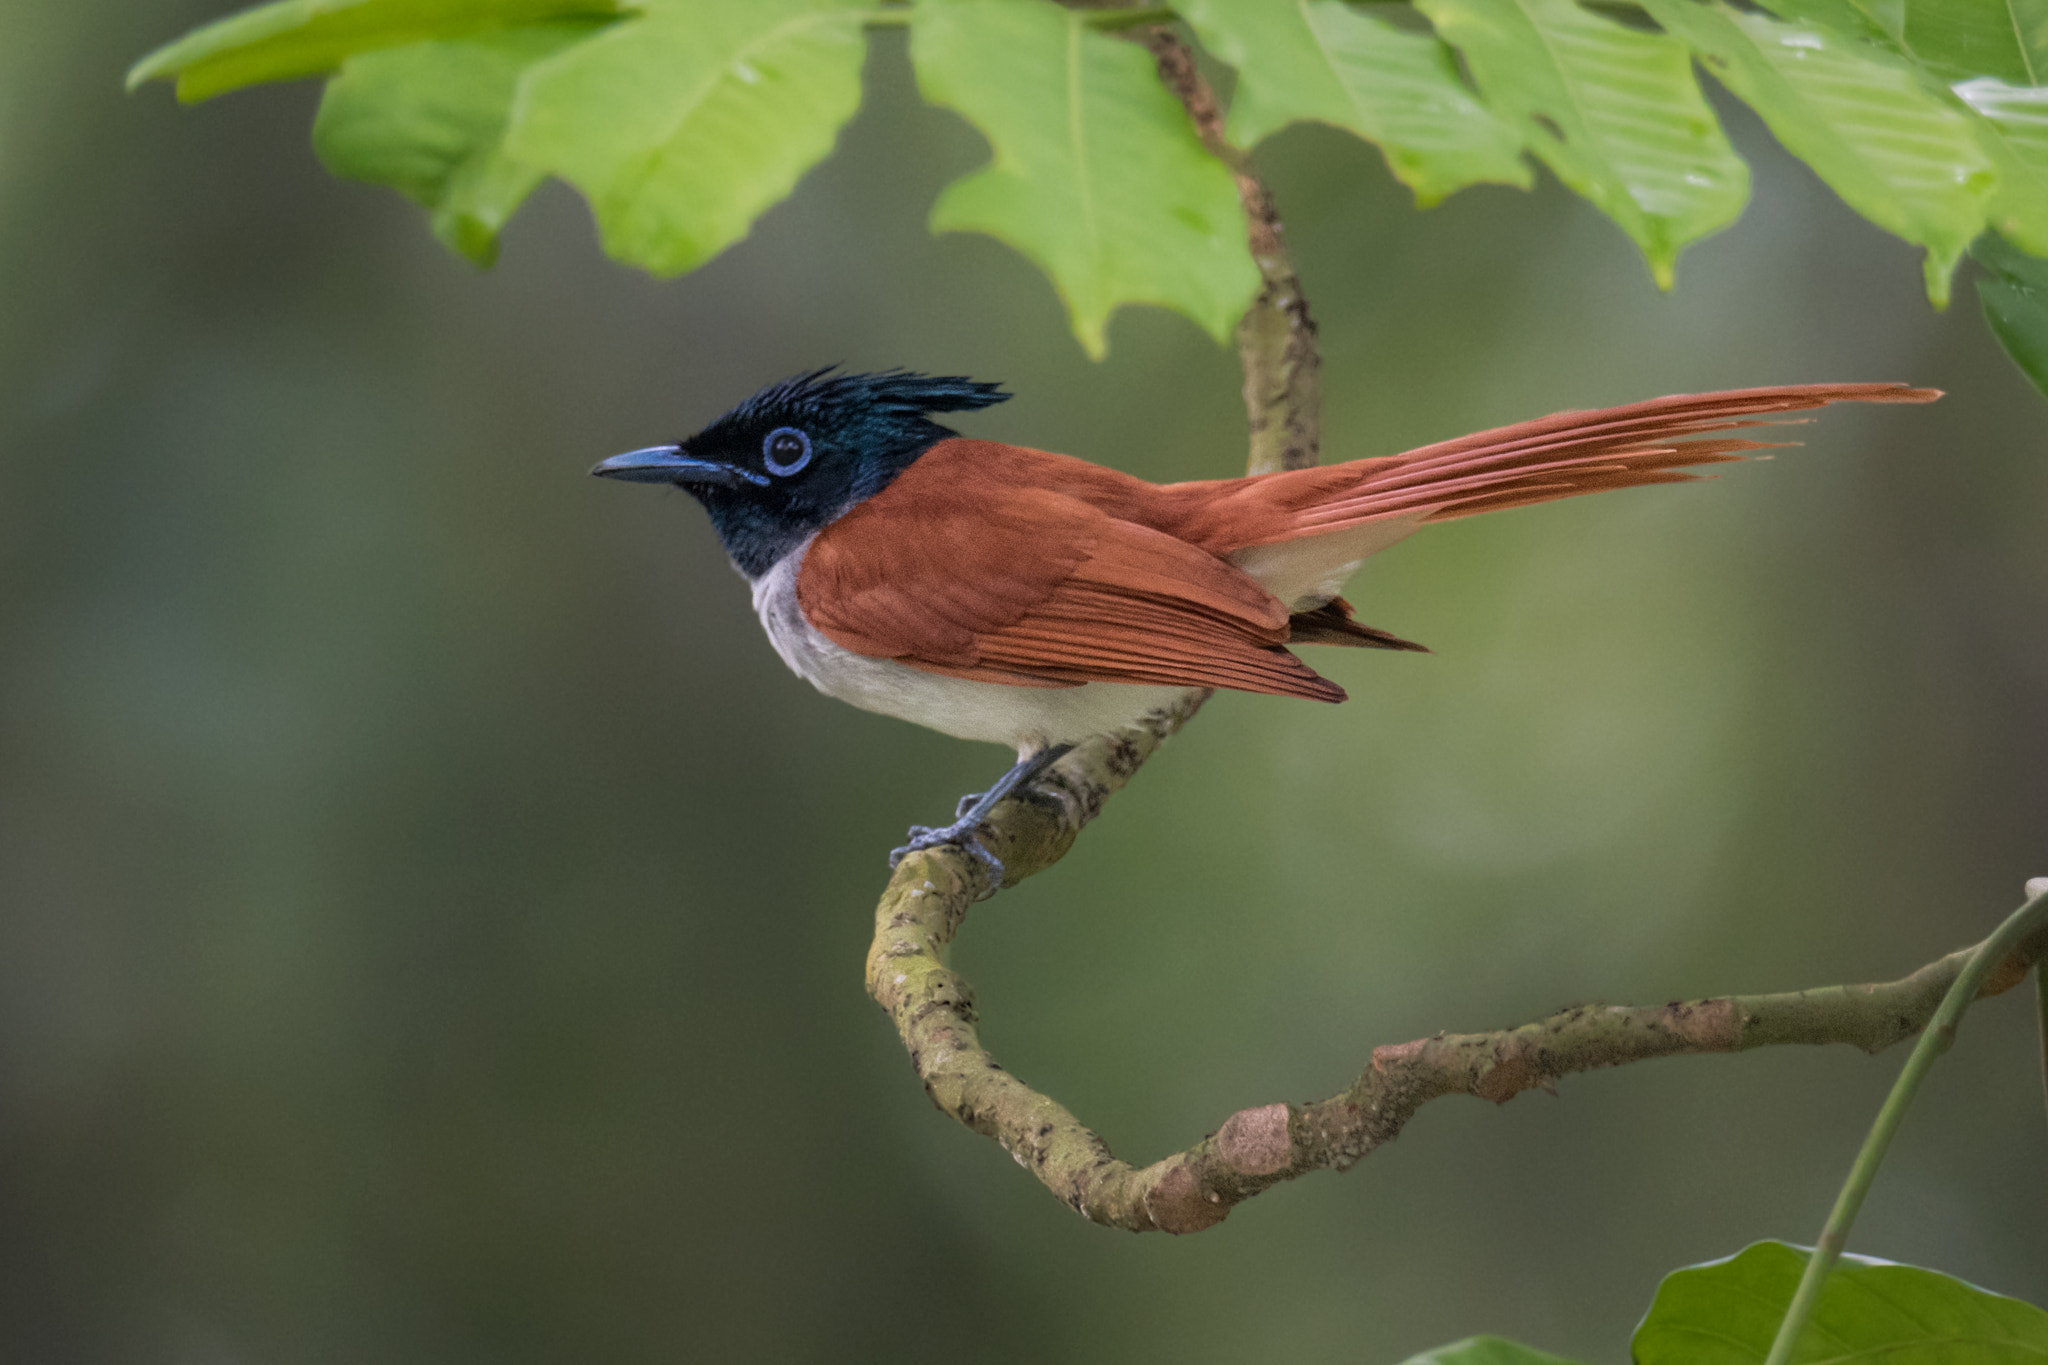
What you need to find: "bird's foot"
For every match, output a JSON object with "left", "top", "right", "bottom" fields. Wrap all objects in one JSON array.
[
  {"left": 888, "top": 819, "right": 1004, "bottom": 883},
  {"left": 884, "top": 744, "right": 1073, "bottom": 896}
]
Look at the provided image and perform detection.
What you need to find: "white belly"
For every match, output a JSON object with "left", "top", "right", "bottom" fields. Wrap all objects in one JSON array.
[{"left": 752, "top": 542, "right": 1197, "bottom": 757}]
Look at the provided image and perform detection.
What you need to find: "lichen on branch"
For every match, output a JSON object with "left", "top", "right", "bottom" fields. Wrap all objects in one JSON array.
[{"left": 872, "top": 801, "right": 2048, "bottom": 1234}]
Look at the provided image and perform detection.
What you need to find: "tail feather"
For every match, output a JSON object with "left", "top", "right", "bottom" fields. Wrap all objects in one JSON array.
[
  {"left": 1291, "top": 438, "right": 1770, "bottom": 529},
  {"left": 1257, "top": 383, "right": 1939, "bottom": 543}
]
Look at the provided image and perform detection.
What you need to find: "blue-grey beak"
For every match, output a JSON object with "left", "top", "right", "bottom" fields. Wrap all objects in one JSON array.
[{"left": 591, "top": 445, "right": 766, "bottom": 487}]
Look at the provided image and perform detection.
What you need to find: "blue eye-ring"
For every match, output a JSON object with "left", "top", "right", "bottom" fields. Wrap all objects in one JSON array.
[{"left": 763, "top": 426, "right": 812, "bottom": 476}]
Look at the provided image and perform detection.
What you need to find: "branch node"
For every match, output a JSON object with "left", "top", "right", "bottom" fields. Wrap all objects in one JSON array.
[
  {"left": 1143, "top": 1161, "right": 1230, "bottom": 1234},
  {"left": 1474, "top": 1046, "right": 1547, "bottom": 1105},
  {"left": 1216, "top": 1102, "right": 1295, "bottom": 1176}
]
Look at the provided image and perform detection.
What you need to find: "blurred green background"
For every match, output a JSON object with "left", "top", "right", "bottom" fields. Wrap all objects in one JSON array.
[{"left": 4, "top": 3, "right": 2046, "bottom": 1359}]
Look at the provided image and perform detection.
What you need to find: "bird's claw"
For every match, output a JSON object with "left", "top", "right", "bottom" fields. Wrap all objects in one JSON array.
[
  {"left": 887, "top": 745, "right": 1072, "bottom": 892},
  {"left": 888, "top": 819, "right": 1006, "bottom": 887}
]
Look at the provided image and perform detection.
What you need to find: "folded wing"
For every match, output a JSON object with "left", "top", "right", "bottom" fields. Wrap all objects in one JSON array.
[{"left": 797, "top": 473, "right": 1345, "bottom": 701}]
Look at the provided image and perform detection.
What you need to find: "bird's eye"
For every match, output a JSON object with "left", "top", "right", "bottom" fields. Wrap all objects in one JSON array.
[{"left": 763, "top": 426, "right": 812, "bottom": 476}]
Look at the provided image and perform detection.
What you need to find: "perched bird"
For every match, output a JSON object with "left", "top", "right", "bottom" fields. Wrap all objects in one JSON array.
[{"left": 594, "top": 369, "right": 1937, "bottom": 877}]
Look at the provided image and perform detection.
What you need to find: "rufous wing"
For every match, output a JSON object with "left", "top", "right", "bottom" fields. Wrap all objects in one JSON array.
[{"left": 797, "top": 470, "right": 1346, "bottom": 701}]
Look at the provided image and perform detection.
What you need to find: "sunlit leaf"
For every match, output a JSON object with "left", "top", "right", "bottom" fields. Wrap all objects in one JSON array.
[
  {"left": 312, "top": 21, "right": 603, "bottom": 264},
  {"left": 1974, "top": 230, "right": 2048, "bottom": 395},
  {"left": 1957, "top": 78, "right": 2048, "bottom": 254},
  {"left": 128, "top": 0, "right": 621, "bottom": 103},
  {"left": 1634, "top": 1241, "right": 2048, "bottom": 1365},
  {"left": 910, "top": 0, "right": 1260, "bottom": 358},
  {"left": 1902, "top": 0, "right": 2048, "bottom": 82},
  {"left": 1178, "top": 0, "right": 1530, "bottom": 206},
  {"left": 1414, "top": 0, "right": 1750, "bottom": 287},
  {"left": 1395, "top": 1335, "right": 1590, "bottom": 1365},
  {"left": 1643, "top": 0, "right": 1994, "bottom": 305},
  {"left": 502, "top": 0, "right": 867, "bottom": 278}
]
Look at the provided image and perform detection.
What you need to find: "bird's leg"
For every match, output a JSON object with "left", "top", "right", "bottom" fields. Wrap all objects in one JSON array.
[{"left": 889, "top": 744, "right": 1076, "bottom": 884}]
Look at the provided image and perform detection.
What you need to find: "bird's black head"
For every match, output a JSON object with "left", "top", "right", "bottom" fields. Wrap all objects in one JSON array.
[{"left": 593, "top": 367, "right": 1010, "bottom": 578}]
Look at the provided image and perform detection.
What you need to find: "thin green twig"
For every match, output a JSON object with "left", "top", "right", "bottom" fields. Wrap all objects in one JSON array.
[
  {"left": 1763, "top": 884, "right": 2048, "bottom": 1365},
  {"left": 2037, "top": 962, "right": 2048, "bottom": 1139}
]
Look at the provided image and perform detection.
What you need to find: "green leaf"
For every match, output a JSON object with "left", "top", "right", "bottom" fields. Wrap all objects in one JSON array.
[
  {"left": 1177, "top": 0, "right": 1530, "bottom": 206},
  {"left": 1760, "top": 0, "right": 2048, "bottom": 85},
  {"left": 1395, "top": 1335, "right": 1591, "bottom": 1365},
  {"left": 1957, "top": 78, "right": 2048, "bottom": 255},
  {"left": 1414, "top": 0, "right": 1750, "bottom": 287},
  {"left": 1737, "top": 10, "right": 2048, "bottom": 265},
  {"left": 128, "top": 0, "right": 622, "bottom": 103},
  {"left": 502, "top": 0, "right": 868, "bottom": 278},
  {"left": 1974, "top": 230, "right": 2048, "bottom": 396},
  {"left": 312, "top": 21, "right": 603, "bottom": 264},
  {"left": 1902, "top": 0, "right": 2048, "bottom": 83},
  {"left": 910, "top": 0, "right": 1260, "bottom": 358},
  {"left": 1759, "top": 0, "right": 1908, "bottom": 48},
  {"left": 1642, "top": 0, "right": 1995, "bottom": 306},
  {"left": 1633, "top": 1240, "right": 2048, "bottom": 1365}
]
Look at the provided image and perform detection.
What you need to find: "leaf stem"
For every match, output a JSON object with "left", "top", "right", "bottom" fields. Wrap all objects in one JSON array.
[
  {"left": 1762, "top": 884, "right": 2048, "bottom": 1365},
  {"left": 2038, "top": 960, "right": 2048, "bottom": 1139}
]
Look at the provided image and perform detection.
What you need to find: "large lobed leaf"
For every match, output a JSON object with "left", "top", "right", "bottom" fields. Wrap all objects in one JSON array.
[
  {"left": 1644, "top": 0, "right": 1995, "bottom": 305},
  {"left": 1901, "top": 0, "right": 2048, "bottom": 83},
  {"left": 127, "top": 0, "right": 622, "bottom": 102},
  {"left": 503, "top": 0, "right": 870, "bottom": 277},
  {"left": 1957, "top": 78, "right": 2048, "bottom": 254},
  {"left": 1758, "top": 0, "right": 2048, "bottom": 276},
  {"left": 1178, "top": 0, "right": 1531, "bottom": 205},
  {"left": 1415, "top": 0, "right": 1751, "bottom": 287},
  {"left": 1974, "top": 229, "right": 2048, "bottom": 394},
  {"left": 127, "top": 0, "right": 2048, "bottom": 375},
  {"left": 1634, "top": 1241, "right": 2048, "bottom": 1365},
  {"left": 312, "top": 21, "right": 604, "bottom": 264},
  {"left": 910, "top": 0, "right": 1260, "bottom": 358}
]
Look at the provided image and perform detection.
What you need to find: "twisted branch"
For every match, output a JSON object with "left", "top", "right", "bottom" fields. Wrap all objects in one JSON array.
[
  {"left": 873, "top": 788, "right": 2048, "bottom": 1234},
  {"left": 865, "top": 5, "right": 2048, "bottom": 1235}
]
